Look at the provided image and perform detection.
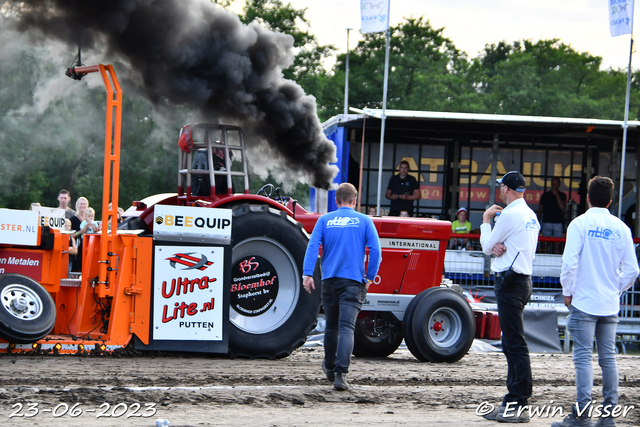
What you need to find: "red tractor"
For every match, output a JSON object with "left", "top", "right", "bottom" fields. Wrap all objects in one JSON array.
[{"left": 0, "top": 64, "right": 477, "bottom": 362}]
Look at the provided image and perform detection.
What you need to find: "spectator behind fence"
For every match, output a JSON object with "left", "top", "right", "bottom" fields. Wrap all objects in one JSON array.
[
  {"left": 538, "top": 177, "right": 567, "bottom": 237},
  {"left": 57, "top": 189, "right": 76, "bottom": 220},
  {"left": 79, "top": 207, "right": 101, "bottom": 234},
  {"left": 70, "top": 197, "right": 90, "bottom": 273},
  {"left": 450, "top": 207, "right": 472, "bottom": 250},
  {"left": 367, "top": 206, "right": 377, "bottom": 216},
  {"left": 385, "top": 160, "right": 420, "bottom": 216},
  {"left": 64, "top": 218, "right": 78, "bottom": 275},
  {"left": 552, "top": 176, "right": 639, "bottom": 427}
]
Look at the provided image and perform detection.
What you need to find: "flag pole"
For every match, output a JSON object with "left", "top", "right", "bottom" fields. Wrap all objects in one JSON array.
[
  {"left": 618, "top": 35, "right": 634, "bottom": 218},
  {"left": 375, "top": 1, "right": 391, "bottom": 215},
  {"left": 344, "top": 28, "right": 352, "bottom": 116}
]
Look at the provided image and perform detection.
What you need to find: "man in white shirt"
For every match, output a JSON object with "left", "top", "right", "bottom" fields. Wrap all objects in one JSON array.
[
  {"left": 479, "top": 171, "right": 540, "bottom": 423},
  {"left": 552, "top": 176, "right": 639, "bottom": 427}
]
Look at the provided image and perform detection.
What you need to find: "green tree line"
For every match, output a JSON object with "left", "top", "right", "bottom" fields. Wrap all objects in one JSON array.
[{"left": 1, "top": 0, "right": 638, "bottom": 212}]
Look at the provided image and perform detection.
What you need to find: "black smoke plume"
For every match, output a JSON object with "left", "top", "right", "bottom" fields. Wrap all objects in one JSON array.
[{"left": 1, "top": 0, "right": 337, "bottom": 189}]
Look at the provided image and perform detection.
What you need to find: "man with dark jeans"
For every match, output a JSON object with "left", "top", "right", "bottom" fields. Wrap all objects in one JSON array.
[
  {"left": 320, "top": 277, "right": 367, "bottom": 386},
  {"left": 480, "top": 171, "right": 540, "bottom": 423},
  {"left": 302, "top": 183, "right": 382, "bottom": 391}
]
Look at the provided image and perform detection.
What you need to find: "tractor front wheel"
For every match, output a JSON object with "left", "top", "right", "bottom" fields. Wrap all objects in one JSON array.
[
  {"left": 0, "top": 274, "right": 56, "bottom": 344},
  {"left": 404, "top": 287, "right": 475, "bottom": 363}
]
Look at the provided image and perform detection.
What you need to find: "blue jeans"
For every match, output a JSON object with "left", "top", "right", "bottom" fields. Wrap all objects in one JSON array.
[
  {"left": 567, "top": 305, "right": 619, "bottom": 411},
  {"left": 541, "top": 222, "right": 563, "bottom": 237},
  {"left": 322, "top": 277, "right": 367, "bottom": 374},
  {"left": 494, "top": 270, "right": 532, "bottom": 407}
]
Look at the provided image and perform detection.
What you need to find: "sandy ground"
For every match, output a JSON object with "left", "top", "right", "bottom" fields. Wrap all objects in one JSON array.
[{"left": 0, "top": 345, "right": 639, "bottom": 427}]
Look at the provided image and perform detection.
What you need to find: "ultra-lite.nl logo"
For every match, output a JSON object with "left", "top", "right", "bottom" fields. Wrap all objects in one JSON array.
[{"left": 166, "top": 253, "right": 214, "bottom": 270}]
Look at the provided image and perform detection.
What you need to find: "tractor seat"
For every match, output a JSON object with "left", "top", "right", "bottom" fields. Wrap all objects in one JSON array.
[{"left": 191, "top": 149, "right": 228, "bottom": 196}]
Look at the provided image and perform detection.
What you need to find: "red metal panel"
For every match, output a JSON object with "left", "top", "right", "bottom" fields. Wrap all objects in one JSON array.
[
  {"left": 474, "top": 311, "right": 487, "bottom": 339},
  {"left": 368, "top": 249, "right": 410, "bottom": 294},
  {"left": 484, "top": 311, "right": 501, "bottom": 340}
]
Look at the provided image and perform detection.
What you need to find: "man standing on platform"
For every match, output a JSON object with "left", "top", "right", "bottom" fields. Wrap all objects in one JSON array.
[
  {"left": 538, "top": 177, "right": 567, "bottom": 237},
  {"left": 385, "top": 160, "right": 421, "bottom": 216}
]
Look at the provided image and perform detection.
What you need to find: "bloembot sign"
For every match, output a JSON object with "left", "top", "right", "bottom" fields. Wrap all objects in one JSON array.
[
  {"left": 153, "top": 205, "right": 231, "bottom": 245},
  {"left": 153, "top": 246, "right": 224, "bottom": 341}
]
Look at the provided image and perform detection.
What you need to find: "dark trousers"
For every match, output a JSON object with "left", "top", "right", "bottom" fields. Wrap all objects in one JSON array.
[
  {"left": 494, "top": 270, "right": 533, "bottom": 407},
  {"left": 322, "top": 277, "right": 367, "bottom": 374}
]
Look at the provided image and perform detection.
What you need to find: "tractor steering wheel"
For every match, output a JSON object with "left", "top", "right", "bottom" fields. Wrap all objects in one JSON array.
[{"left": 256, "top": 183, "right": 275, "bottom": 198}]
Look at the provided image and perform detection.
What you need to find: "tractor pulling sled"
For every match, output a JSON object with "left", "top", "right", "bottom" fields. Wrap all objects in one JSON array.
[{"left": 0, "top": 64, "right": 494, "bottom": 362}]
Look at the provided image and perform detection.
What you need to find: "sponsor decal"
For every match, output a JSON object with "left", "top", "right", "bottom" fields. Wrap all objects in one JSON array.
[
  {"left": 153, "top": 246, "right": 224, "bottom": 341},
  {"left": 526, "top": 218, "right": 540, "bottom": 230},
  {"left": 326, "top": 216, "right": 360, "bottom": 228},
  {"left": 231, "top": 255, "right": 279, "bottom": 317},
  {"left": 166, "top": 252, "right": 214, "bottom": 271},
  {"left": 0, "top": 209, "right": 39, "bottom": 246},
  {"left": 0, "top": 250, "right": 43, "bottom": 281},
  {"left": 588, "top": 227, "right": 621, "bottom": 242},
  {"left": 32, "top": 206, "right": 65, "bottom": 229},
  {"left": 379, "top": 238, "right": 439, "bottom": 250},
  {"left": 154, "top": 205, "right": 232, "bottom": 244}
]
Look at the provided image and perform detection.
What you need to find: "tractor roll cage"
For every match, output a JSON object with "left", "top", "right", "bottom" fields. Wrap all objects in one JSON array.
[{"left": 177, "top": 123, "right": 250, "bottom": 205}]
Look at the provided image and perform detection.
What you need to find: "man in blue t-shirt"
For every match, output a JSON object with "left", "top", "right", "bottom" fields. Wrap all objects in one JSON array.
[{"left": 302, "top": 183, "right": 382, "bottom": 391}]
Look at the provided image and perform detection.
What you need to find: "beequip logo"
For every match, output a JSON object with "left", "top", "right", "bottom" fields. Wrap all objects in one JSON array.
[
  {"left": 587, "top": 227, "right": 621, "bottom": 242},
  {"left": 326, "top": 216, "right": 360, "bottom": 228},
  {"left": 166, "top": 253, "right": 214, "bottom": 270}
]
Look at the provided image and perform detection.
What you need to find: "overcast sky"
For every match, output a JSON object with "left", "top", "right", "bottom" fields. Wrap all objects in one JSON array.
[{"left": 234, "top": 0, "right": 637, "bottom": 70}]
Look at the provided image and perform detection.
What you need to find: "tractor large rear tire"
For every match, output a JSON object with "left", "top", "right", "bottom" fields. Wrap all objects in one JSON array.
[
  {"left": 409, "top": 287, "right": 475, "bottom": 363},
  {"left": 0, "top": 274, "right": 56, "bottom": 344},
  {"left": 228, "top": 204, "right": 320, "bottom": 359}
]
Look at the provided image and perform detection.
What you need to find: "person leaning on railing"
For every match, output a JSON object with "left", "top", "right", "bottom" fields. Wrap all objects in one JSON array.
[{"left": 450, "top": 207, "right": 472, "bottom": 250}]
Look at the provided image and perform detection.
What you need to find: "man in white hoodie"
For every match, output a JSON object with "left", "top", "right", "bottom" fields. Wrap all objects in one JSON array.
[{"left": 552, "top": 176, "right": 639, "bottom": 427}]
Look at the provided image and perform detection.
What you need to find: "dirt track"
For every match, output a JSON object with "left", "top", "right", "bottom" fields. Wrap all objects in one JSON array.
[{"left": 0, "top": 346, "right": 639, "bottom": 426}]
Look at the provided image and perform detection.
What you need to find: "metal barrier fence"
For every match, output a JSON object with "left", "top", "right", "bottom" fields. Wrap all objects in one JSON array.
[{"left": 445, "top": 233, "right": 640, "bottom": 319}]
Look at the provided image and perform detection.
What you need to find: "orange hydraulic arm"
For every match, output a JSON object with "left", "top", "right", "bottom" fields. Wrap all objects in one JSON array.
[{"left": 72, "top": 64, "right": 122, "bottom": 298}]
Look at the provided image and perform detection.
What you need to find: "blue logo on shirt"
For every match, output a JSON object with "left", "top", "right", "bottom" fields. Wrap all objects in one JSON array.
[
  {"left": 327, "top": 216, "right": 360, "bottom": 227},
  {"left": 587, "top": 227, "right": 621, "bottom": 241},
  {"left": 525, "top": 218, "right": 539, "bottom": 230}
]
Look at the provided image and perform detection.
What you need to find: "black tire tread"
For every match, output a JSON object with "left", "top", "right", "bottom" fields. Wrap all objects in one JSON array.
[
  {"left": 228, "top": 204, "right": 320, "bottom": 359},
  {"left": 0, "top": 274, "right": 56, "bottom": 344},
  {"left": 411, "top": 287, "right": 475, "bottom": 363}
]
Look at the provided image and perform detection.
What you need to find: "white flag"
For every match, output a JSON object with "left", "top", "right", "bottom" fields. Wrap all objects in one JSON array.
[
  {"left": 609, "top": 0, "right": 634, "bottom": 37},
  {"left": 361, "top": 0, "right": 390, "bottom": 34}
]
